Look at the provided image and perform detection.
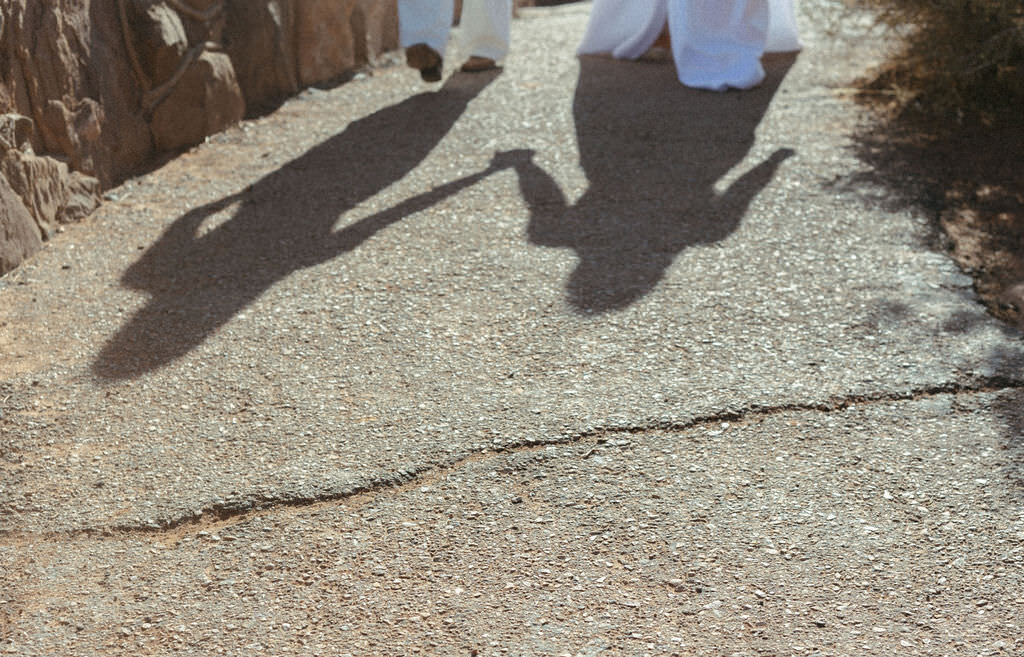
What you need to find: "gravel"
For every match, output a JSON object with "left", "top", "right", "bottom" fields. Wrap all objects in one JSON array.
[
  {"left": 3, "top": 395, "right": 1022, "bottom": 656},
  {"left": 1, "top": 3, "right": 1023, "bottom": 655}
]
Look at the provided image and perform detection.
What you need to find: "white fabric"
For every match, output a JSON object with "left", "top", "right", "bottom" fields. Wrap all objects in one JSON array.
[
  {"left": 765, "top": 0, "right": 801, "bottom": 52},
  {"left": 460, "top": 0, "right": 513, "bottom": 60},
  {"left": 399, "top": 0, "right": 455, "bottom": 56},
  {"left": 398, "top": 0, "right": 512, "bottom": 61},
  {"left": 578, "top": 0, "right": 801, "bottom": 91}
]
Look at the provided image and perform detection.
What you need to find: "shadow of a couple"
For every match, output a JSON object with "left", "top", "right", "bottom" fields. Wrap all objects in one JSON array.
[{"left": 95, "top": 54, "right": 795, "bottom": 380}]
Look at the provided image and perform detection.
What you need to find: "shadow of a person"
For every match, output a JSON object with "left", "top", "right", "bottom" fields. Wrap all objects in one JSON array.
[
  {"left": 94, "top": 70, "right": 508, "bottom": 380},
  {"left": 507, "top": 53, "right": 796, "bottom": 312}
]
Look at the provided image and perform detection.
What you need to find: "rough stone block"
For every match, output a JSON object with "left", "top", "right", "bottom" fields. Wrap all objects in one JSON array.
[
  {"left": 149, "top": 50, "right": 246, "bottom": 152},
  {"left": 0, "top": 172, "right": 42, "bottom": 275},
  {"left": 224, "top": 0, "right": 299, "bottom": 109}
]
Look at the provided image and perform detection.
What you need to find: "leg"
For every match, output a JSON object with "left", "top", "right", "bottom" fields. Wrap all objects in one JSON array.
[
  {"left": 458, "top": 0, "right": 512, "bottom": 70},
  {"left": 399, "top": 0, "right": 455, "bottom": 80},
  {"left": 577, "top": 0, "right": 667, "bottom": 60},
  {"left": 766, "top": 0, "right": 801, "bottom": 52},
  {"left": 668, "top": 0, "right": 770, "bottom": 91}
]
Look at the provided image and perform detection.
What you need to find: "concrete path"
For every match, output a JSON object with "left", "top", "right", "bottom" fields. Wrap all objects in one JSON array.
[{"left": 2, "top": 3, "right": 1022, "bottom": 655}]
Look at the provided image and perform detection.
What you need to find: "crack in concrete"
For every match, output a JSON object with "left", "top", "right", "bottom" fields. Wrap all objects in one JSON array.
[{"left": 2, "top": 377, "right": 1022, "bottom": 542}]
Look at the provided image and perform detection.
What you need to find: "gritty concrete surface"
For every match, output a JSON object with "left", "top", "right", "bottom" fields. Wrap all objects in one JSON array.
[{"left": 1, "top": 2, "right": 1023, "bottom": 655}]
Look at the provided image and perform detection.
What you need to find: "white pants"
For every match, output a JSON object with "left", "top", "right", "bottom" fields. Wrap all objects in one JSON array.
[
  {"left": 399, "top": 0, "right": 513, "bottom": 62},
  {"left": 578, "top": 0, "right": 801, "bottom": 90}
]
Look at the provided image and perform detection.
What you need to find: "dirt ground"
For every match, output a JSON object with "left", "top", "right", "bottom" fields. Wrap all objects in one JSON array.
[
  {"left": 852, "top": 102, "right": 1024, "bottom": 329},
  {"left": 937, "top": 126, "right": 1024, "bottom": 329}
]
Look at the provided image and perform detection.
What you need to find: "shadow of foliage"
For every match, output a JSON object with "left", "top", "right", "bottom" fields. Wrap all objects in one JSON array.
[{"left": 843, "top": 93, "right": 1024, "bottom": 327}]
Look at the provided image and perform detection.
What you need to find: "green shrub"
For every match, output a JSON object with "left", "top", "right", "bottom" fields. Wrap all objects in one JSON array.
[{"left": 852, "top": 0, "right": 1024, "bottom": 121}]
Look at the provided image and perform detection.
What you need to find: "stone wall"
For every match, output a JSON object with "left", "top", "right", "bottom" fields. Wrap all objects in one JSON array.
[{"left": 0, "top": 0, "right": 398, "bottom": 276}]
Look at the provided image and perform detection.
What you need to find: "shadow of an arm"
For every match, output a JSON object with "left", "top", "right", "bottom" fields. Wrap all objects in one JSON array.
[
  {"left": 319, "top": 152, "right": 527, "bottom": 259},
  {"left": 493, "top": 150, "right": 575, "bottom": 246},
  {"left": 716, "top": 148, "right": 795, "bottom": 211}
]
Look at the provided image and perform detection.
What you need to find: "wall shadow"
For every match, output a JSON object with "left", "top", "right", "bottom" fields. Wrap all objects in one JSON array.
[
  {"left": 504, "top": 53, "right": 796, "bottom": 312},
  {"left": 94, "top": 71, "right": 505, "bottom": 381}
]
